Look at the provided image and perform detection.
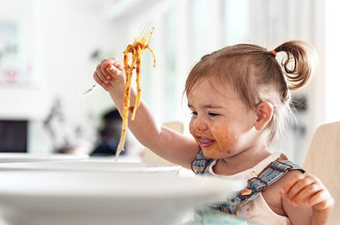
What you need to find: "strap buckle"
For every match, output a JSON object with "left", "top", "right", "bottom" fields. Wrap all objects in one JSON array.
[
  {"left": 239, "top": 177, "right": 268, "bottom": 200},
  {"left": 239, "top": 188, "right": 253, "bottom": 199},
  {"left": 269, "top": 161, "right": 293, "bottom": 172},
  {"left": 191, "top": 159, "right": 209, "bottom": 174},
  {"left": 248, "top": 177, "right": 268, "bottom": 192}
]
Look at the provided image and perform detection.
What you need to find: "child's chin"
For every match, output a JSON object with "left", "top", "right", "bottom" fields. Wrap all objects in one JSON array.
[{"left": 202, "top": 148, "right": 220, "bottom": 158}]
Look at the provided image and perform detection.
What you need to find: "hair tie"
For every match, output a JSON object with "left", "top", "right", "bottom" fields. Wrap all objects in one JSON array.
[{"left": 269, "top": 50, "right": 277, "bottom": 57}]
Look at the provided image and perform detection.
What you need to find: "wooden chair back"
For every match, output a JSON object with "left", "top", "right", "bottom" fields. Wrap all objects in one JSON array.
[
  {"left": 142, "top": 121, "right": 184, "bottom": 165},
  {"left": 303, "top": 121, "right": 340, "bottom": 225}
]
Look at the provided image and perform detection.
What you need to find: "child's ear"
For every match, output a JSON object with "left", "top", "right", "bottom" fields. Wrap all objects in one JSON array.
[{"left": 254, "top": 102, "right": 273, "bottom": 130}]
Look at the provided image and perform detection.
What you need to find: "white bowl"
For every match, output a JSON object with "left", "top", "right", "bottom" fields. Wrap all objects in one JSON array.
[
  {"left": 0, "top": 161, "right": 181, "bottom": 175},
  {"left": 0, "top": 153, "right": 88, "bottom": 163},
  {"left": 0, "top": 171, "right": 241, "bottom": 225}
]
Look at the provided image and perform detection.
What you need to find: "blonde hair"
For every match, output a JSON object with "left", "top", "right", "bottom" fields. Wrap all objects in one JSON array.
[{"left": 185, "top": 41, "right": 317, "bottom": 144}]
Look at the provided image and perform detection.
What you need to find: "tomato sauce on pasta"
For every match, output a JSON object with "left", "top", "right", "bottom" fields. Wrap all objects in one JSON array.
[{"left": 116, "top": 27, "right": 156, "bottom": 159}]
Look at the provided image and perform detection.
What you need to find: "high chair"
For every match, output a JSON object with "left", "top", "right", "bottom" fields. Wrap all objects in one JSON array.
[
  {"left": 142, "top": 121, "right": 184, "bottom": 165},
  {"left": 303, "top": 121, "right": 340, "bottom": 225}
]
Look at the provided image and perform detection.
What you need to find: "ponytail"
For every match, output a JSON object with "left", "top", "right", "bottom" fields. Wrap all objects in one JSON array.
[{"left": 274, "top": 41, "right": 316, "bottom": 90}]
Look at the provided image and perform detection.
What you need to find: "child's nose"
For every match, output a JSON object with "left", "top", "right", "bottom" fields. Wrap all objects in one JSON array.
[{"left": 194, "top": 117, "right": 208, "bottom": 131}]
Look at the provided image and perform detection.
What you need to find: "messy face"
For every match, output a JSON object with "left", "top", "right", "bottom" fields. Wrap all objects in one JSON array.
[{"left": 188, "top": 78, "right": 256, "bottom": 159}]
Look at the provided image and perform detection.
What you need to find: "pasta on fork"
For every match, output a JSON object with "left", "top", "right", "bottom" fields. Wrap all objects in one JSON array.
[{"left": 116, "top": 25, "right": 156, "bottom": 159}]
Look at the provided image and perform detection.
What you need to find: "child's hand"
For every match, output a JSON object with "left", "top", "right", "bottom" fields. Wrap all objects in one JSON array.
[
  {"left": 93, "top": 58, "right": 125, "bottom": 92},
  {"left": 281, "top": 173, "right": 334, "bottom": 222}
]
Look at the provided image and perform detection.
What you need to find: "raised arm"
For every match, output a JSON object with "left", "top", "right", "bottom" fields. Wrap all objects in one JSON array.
[{"left": 93, "top": 58, "right": 199, "bottom": 168}]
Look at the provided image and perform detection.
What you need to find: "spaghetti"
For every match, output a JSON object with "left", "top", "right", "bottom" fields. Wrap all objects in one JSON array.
[{"left": 116, "top": 26, "right": 156, "bottom": 159}]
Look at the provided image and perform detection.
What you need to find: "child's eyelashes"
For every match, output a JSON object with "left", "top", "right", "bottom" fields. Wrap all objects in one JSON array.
[
  {"left": 208, "top": 113, "right": 220, "bottom": 117},
  {"left": 190, "top": 111, "right": 220, "bottom": 117},
  {"left": 191, "top": 111, "right": 198, "bottom": 116}
]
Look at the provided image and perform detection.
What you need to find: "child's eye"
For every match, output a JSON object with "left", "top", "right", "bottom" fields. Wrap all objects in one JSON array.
[
  {"left": 191, "top": 111, "right": 198, "bottom": 116},
  {"left": 208, "top": 113, "right": 220, "bottom": 117}
]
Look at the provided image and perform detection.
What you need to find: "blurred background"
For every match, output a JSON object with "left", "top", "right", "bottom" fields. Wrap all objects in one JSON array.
[{"left": 0, "top": 0, "right": 339, "bottom": 165}]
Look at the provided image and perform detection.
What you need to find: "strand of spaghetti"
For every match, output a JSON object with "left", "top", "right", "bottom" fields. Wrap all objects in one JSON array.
[
  {"left": 147, "top": 46, "right": 157, "bottom": 67},
  {"left": 132, "top": 45, "right": 156, "bottom": 119},
  {"left": 131, "top": 45, "right": 142, "bottom": 120},
  {"left": 115, "top": 47, "right": 136, "bottom": 158}
]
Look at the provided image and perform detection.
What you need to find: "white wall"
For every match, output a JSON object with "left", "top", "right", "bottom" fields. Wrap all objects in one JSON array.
[
  {"left": 0, "top": 0, "right": 50, "bottom": 121},
  {"left": 31, "top": 0, "right": 130, "bottom": 153},
  {"left": 0, "top": 0, "right": 129, "bottom": 153},
  {"left": 324, "top": 0, "right": 340, "bottom": 123}
]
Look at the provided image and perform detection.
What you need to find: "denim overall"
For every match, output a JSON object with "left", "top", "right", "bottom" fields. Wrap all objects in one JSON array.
[{"left": 191, "top": 150, "right": 305, "bottom": 224}]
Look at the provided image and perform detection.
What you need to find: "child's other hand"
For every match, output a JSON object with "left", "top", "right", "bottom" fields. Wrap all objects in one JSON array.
[
  {"left": 280, "top": 173, "right": 334, "bottom": 216},
  {"left": 93, "top": 58, "right": 125, "bottom": 92}
]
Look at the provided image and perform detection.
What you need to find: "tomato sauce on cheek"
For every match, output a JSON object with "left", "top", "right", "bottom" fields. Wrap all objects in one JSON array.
[{"left": 211, "top": 123, "right": 238, "bottom": 154}]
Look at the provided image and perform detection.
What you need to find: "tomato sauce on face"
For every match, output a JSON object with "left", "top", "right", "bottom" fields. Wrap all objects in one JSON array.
[
  {"left": 190, "top": 121, "right": 238, "bottom": 159},
  {"left": 212, "top": 123, "right": 238, "bottom": 154},
  {"left": 202, "top": 123, "right": 238, "bottom": 158}
]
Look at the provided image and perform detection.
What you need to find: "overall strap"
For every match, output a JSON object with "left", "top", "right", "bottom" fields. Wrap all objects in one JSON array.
[
  {"left": 211, "top": 160, "right": 305, "bottom": 215},
  {"left": 191, "top": 149, "right": 214, "bottom": 174}
]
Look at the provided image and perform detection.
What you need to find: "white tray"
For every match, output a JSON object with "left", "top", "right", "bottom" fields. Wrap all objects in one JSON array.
[
  {"left": 0, "top": 171, "right": 241, "bottom": 225},
  {"left": 0, "top": 161, "right": 181, "bottom": 174},
  {"left": 0, "top": 153, "right": 88, "bottom": 163}
]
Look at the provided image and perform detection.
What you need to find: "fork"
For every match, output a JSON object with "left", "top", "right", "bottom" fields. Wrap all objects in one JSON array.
[
  {"left": 134, "top": 24, "right": 154, "bottom": 46},
  {"left": 77, "top": 25, "right": 154, "bottom": 98}
]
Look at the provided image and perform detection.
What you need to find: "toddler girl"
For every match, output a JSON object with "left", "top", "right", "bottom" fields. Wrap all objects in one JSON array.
[{"left": 93, "top": 40, "right": 334, "bottom": 225}]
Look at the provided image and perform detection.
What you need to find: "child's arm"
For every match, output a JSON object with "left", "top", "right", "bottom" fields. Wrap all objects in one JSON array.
[
  {"left": 93, "top": 58, "right": 199, "bottom": 168},
  {"left": 280, "top": 171, "right": 334, "bottom": 225}
]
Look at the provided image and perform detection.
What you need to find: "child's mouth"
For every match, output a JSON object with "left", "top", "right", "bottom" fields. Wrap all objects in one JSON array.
[{"left": 199, "top": 136, "right": 215, "bottom": 148}]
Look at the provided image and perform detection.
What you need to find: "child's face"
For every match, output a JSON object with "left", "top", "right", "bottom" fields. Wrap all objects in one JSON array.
[{"left": 188, "top": 78, "right": 257, "bottom": 159}]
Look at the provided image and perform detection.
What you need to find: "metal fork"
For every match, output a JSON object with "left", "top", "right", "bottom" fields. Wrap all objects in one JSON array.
[
  {"left": 77, "top": 25, "right": 154, "bottom": 98},
  {"left": 77, "top": 83, "right": 97, "bottom": 98},
  {"left": 135, "top": 25, "right": 154, "bottom": 44}
]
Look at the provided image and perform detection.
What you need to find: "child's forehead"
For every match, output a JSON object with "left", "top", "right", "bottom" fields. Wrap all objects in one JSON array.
[
  {"left": 187, "top": 78, "right": 239, "bottom": 103},
  {"left": 190, "top": 78, "right": 235, "bottom": 95}
]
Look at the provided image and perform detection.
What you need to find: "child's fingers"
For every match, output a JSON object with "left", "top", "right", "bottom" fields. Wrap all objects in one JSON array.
[
  {"left": 106, "top": 64, "right": 122, "bottom": 78},
  {"left": 281, "top": 173, "right": 307, "bottom": 195},
  {"left": 93, "top": 70, "right": 105, "bottom": 87},
  {"left": 95, "top": 64, "right": 108, "bottom": 85},
  {"left": 101, "top": 58, "right": 122, "bottom": 76},
  {"left": 101, "top": 65, "right": 113, "bottom": 81},
  {"left": 289, "top": 182, "right": 321, "bottom": 206},
  {"left": 308, "top": 190, "right": 327, "bottom": 208},
  {"left": 308, "top": 190, "right": 334, "bottom": 211},
  {"left": 101, "top": 58, "right": 115, "bottom": 67},
  {"left": 110, "top": 58, "right": 124, "bottom": 70},
  {"left": 94, "top": 58, "right": 124, "bottom": 91},
  {"left": 101, "top": 58, "right": 120, "bottom": 66},
  {"left": 285, "top": 174, "right": 316, "bottom": 200},
  {"left": 115, "top": 61, "right": 124, "bottom": 70}
]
